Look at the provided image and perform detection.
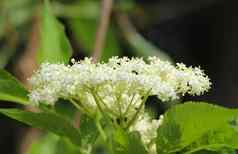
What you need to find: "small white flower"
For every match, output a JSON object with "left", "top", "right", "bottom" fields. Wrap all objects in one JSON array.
[{"left": 129, "top": 114, "right": 164, "bottom": 154}]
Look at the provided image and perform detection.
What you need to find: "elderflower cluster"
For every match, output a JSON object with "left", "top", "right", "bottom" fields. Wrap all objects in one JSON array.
[
  {"left": 29, "top": 57, "right": 210, "bottom": 116},
  {"left": 28, "top": 56, "right": 211, "bottom": 153},
  {"left": 29, "top": 56, "right": 210, "bottom": 105}
]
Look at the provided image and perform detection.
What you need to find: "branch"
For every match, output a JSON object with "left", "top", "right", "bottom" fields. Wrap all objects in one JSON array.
[{"left": 92, "top": 0, "right": 113, "bottom": 63}]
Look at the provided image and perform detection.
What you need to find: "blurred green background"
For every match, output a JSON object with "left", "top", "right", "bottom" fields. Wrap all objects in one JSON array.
[{"left": 1, "top": 0, "right": 238, "bottom": 153}]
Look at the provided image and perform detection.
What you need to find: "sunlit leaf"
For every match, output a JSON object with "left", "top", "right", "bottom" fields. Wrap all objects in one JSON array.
[
  {"left": 27, "top": 133, "right": 80, "bottom": 154},
  {"left": 0, "top": 69, "right": 29, "bottom": 104},
  {"left": 37, "top": 0, "right": 72, "bottom": 64},
  {"left": 156, "top": 102, "right": 238, "bottom": 154},
  {"left": 27, "top": 133, "right": 59, "bottom": 154},
  {"left": 112, "top": 128, "right": 148, "bottom": 154},
  {"left": 0, "top": 109, "right": 81, "bottom": 145}
]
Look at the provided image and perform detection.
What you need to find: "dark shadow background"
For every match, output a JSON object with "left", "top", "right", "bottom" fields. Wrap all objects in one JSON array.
[
  {"left": 1, "top": 0, "right": 238, "bottom": 153},
  {"left": 137, "top": 0, "right": 238, "bottom": 107}
]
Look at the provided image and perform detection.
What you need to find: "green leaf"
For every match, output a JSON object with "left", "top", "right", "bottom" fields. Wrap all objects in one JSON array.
[
  {"left": 191, "top": 148, "right": 236, "bottom": 154},
  {"left": 0, "top": 69, "right": 29, "bottom": 104},
  {"left": 54, "top": 100, "right": 98, "bottom": 145},
  {"left": 53, "top": 1, "right": 100, "bottom": 19},
  {"left": 55, "top": 137, "right": 81, "bottom": 154},
  {"left": 194, "top": 150, "right": 236, "bottom": 154},
  {"left": 52, "top": 1, "right": 135, "bottom": 19},
  {"left": 27, "top": 133, "right": 81, "bottom": 154},
  {"left": 38, "top": 0, "right": 72, "bottom": 64},
  {"left": 54, "top": 100, "right": 76, "bottom": 122},
  {"left": 27, "top": 133, "right": 60, "bottom": 154},
  {"left": 112, "top": 129, "right": 148, "bottom": 154},
  {"left": 0, "top": 108, "right": 81, "bottom": 145},
  {"left": 69, "top": 19, "right": 121, "bottom": 61},
  {"left": 80, "top": 113, "right": 99, "bottom": 146},
  {"left": 26, "top": 112, "right": 99, "bottom": 154},
  {"left": 156, "top": 102, "right": 238, "bottom": 154},
  {"left": 26, "top": 112, "right": 98, "bottom": 154}
]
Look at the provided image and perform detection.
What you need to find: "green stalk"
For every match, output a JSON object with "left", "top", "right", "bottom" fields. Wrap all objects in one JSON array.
[
  {"left": 126, "top": 89, "right": 151, "bottom": 129},
  {"left": 115, "top": 93, "right": 123, "bottom": 124},
  {"left": 93, "top": 90, "right": 119, "bottom": 117},
  {"left": 69, "top": 98, "right": 93, "bottom": 117},
  {"left": 123, "top": 94, "right": 135, "bottom": 116},
  {"left": 96, "top": 119, "right": 107, "bottom": 141},
  {"left": 91, "top": 91, "right": 105, "bottom": 115}
]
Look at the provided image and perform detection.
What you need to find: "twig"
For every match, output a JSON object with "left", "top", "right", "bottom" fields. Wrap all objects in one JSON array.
[
  {"left": 126, "top": 89, "right": 151, "bottom": 129},
  {"left": 92, "top": 0, "right": 113, "bottom": 63},
  {"left": 17, "top": 14, "right": 40, "bottom": 154},
  {"left": 15, "top": 15, "right": 39, "bottom": 87}
]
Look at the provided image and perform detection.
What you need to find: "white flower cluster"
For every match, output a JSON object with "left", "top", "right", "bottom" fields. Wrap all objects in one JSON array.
[
  {"left": 29, "top": 56, "right": 211, "bottom": 154},
  {"left": 130, "top": 114, "right": 164, "bottom": 154},
  {"left": 29, "top": 56, "right": 211, "bottom": 106}
]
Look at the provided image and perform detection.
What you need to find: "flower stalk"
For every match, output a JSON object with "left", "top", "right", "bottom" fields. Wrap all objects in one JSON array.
[{"left": 126, "top": 89, "right": 151, "bottom": 129}]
